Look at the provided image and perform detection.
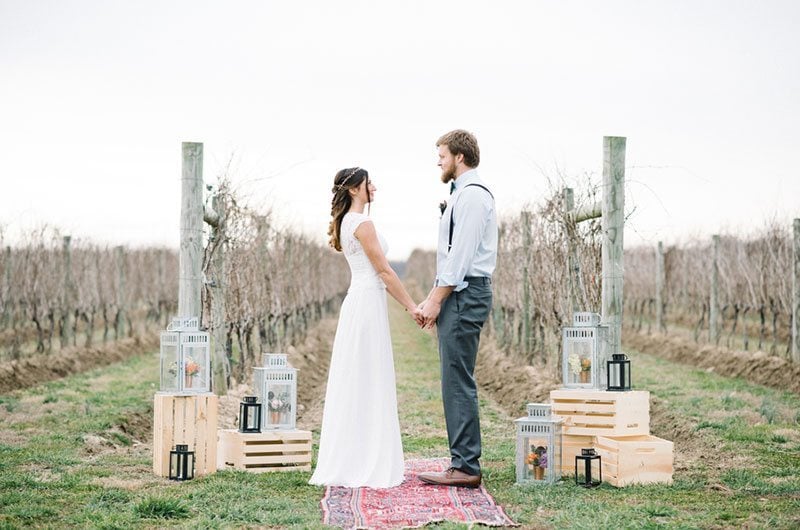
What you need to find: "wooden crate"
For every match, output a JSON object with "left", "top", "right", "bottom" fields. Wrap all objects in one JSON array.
[
  {"left": 561, "top": 434, "right": 596, "bottom": 472},
  {"left": 153, "top": 393, "right": 218, "bottom": 477},
  {"left": 550, "top": 389, "right": 650, "bottom": 437},
  {"left": 595, "top": 434, "right": 674, "bottom": 487},
  {"left": 218, "top": 429, "right": 312, "bottom": 473}
]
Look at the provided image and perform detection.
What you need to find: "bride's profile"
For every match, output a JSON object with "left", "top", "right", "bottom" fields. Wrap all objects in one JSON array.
[{"left": 309, "top": 167, "right": 422, "bottom": 488}]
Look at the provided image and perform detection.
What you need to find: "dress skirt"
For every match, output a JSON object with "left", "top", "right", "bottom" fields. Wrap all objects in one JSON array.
[{"left": 309, "top": 284, "right": 404, "bottom": 488}]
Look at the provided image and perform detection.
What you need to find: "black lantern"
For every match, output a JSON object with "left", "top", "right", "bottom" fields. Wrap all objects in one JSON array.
[
  {"left": 239, "top": 396, "right": 262, "bottom": 433},
  {"left": 169, "top": 444, "right": 195, "bottom": 481},
  {"left": 607, "top": 353, "right": 632, "bottom": 391},
  {"left": 575, "top": 448, "right": 602, "bottom": 488}
]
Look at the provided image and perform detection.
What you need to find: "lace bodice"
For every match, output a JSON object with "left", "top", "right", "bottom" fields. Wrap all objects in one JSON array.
[{"left": 341, "top": 212, "right": 388, "bottom": 290}]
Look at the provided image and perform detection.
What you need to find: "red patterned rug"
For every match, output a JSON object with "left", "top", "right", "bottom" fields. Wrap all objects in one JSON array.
[{"left": 320, "top": 458, "right": 518, "bottom": 529}]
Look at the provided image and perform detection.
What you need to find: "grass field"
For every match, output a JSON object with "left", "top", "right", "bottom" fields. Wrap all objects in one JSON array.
[{"left": 0, "top": 301, "right": 798, "bottom": 529}]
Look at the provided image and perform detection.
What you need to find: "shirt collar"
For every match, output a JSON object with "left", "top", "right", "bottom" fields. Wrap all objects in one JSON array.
[{"left": 453, "top": 169, "right": 479, "bottom": 191}]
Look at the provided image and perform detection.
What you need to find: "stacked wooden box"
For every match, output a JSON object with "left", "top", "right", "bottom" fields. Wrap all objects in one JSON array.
[
  {"left": 218, "top": 429, "right": 312, "bottom": 473},
  {"left": 550, "top": 389, "right": 673, "bottom": 487},
  {"left": 153, "top": 393, "right": 219, "bottom": 477}
]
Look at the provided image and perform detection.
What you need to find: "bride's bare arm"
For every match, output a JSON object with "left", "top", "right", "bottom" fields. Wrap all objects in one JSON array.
[{"left": 355, "top": 221, "right": 418, "bottom": 313}]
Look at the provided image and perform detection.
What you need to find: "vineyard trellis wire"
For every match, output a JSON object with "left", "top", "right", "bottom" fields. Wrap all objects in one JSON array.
[{"left": 625, "top": 221, "right": 795, "bottom": 356}]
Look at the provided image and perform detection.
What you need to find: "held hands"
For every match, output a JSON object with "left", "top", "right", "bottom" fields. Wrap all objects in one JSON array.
[
  {"left": 409, "top": 306, "right": 425, "bottom": 327},
  {"left": 418, "top": 299, "right": 441, "bottom": 330}
]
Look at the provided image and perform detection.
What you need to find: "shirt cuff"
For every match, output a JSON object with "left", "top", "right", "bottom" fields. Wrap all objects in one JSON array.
[{"left": 435, "top": 274, "right": 469, "bottom": 292}]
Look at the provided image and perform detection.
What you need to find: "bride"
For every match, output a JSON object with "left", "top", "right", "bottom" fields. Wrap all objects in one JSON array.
[{"left": 309, "top": 167, "right": 422, "bottom": 488}]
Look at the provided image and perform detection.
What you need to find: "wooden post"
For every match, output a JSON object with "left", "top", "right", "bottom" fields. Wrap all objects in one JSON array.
[
  {"left": 521, "top": 210, "right": 532, "bottom": 354},
  {"left": 180, "top": 142, "right": 204, "bottom": 320},
  {"left": 157, "top": 249, "right": 167, "bottom": 328},
  {"left": 207, "top": 191, "right": 230, "bottom": 394},
  {"left": 656, "top": 241, "right": 665, "bottom": 333},
  {"left": 115, "top": 245, "right": 126, "bottom": 339},
  {"left": 793, "top": 219, "right": 799, "bottom": 362},
  {"left": 563, "top": 188, "right": 580, "bottom": 313},
  {"left": 601, "top": 136, "right": 626, "bottom": 355},
  {"left": 2, "top": 246, "right": 11, "bottom": 328},
  {"left": 710, "top": 234, "right": 720, "bottom": 344},
  {"left": 60, "top": 236, "right": 74, "bottom": 348}
]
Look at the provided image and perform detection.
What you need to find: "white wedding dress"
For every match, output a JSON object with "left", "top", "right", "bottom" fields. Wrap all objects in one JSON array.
[{"left": 309, "top": 211, "right": 405, "bottom": 488}]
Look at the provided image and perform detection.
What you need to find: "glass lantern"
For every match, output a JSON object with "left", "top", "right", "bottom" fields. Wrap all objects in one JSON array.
[
  {"left": 607, "top": 353, "right": 632, "bottom": 391},
  {"left": 514, "top": 403, "right": 563, "bottom": 485},
  {"left": 575, "top": 448, "right": 602, "bottom": 488},
  {"left": 159, "top": 317, "right": 210, "bottom": 394},
  {"left": 254, "top": 354, "right": 297, "bottom": 430},
  {"left": 562, "top": 312, "right": 609, "bottom": 389},
  {"left": 169, "top": 444, "right": 195, "bottom": 481},
  {"left": 239, "top": 396, "right": 262, "bottom": 433}
]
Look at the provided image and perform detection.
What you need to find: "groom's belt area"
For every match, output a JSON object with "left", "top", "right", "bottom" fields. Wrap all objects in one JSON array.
[{"left": 464, "top": 276, "right": 491, "bottom": 286}]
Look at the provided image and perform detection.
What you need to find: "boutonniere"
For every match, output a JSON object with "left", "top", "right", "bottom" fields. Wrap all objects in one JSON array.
[{"left": 439, "top": 200, "right": 447, "bottom": 216}]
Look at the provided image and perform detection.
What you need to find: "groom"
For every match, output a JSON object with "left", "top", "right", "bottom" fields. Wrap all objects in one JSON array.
[{"left": 418, "top": 129, "right": 498, "bottom": 488}]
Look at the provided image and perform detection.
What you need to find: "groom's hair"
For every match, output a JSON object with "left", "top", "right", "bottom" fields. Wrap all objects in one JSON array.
[{"left": 436, "top": 129, "right": 480, "bottom": 168}]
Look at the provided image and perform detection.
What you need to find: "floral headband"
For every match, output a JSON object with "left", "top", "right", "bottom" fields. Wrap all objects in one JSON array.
[{"left": 333, "top": 167, "right": 362, "bottom": 193}]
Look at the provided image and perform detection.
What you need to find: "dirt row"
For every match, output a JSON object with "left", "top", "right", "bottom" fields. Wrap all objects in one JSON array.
[
  {"left": 624, "top": 330, "right": 800, "bottom": 395},
  {"left": 0, "top": 334, "right": 160, "bottom": 394}
]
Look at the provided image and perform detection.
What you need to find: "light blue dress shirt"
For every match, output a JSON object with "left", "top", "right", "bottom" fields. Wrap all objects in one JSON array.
[{"left": 435, "top": 169, "right": 498, "bottom": 292}]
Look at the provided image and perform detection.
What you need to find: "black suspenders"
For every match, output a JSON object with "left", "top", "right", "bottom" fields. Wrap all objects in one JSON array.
[{"left": 448, "top": 183, "right": 494, "bottom": 253}]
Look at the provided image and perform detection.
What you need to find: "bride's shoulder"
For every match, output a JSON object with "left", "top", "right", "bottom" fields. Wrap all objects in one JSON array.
[{"left": 344, "top": 211, "right": 372, "bottom": 227}]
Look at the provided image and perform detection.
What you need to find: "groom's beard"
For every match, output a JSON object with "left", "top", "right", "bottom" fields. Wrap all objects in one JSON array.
[{"left": 440, "top": 166, "right": 456, "bottom": 183}]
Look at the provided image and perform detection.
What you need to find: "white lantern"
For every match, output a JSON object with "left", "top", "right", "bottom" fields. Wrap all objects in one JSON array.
[
  {"left": 254, "top": 354, "right": 297, "bottom": 430},
  {"left": 562, "top": 312, "right": 609, "bottom": 389},
  {"left": 159, "top": 317, "right": 210, "bottom": 394},
  {"left": 514, "top": 403, "right": 563, "bottom": 485}
]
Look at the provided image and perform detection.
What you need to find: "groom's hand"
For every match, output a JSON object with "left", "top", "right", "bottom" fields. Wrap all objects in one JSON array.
[{"left": 421, "top": 300, "right": 441, "bottom": 329}]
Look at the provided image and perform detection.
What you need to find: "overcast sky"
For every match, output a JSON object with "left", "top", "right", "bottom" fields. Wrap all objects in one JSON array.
[{"left": 1, "top": 0, "right": 798, "bottom": 260}]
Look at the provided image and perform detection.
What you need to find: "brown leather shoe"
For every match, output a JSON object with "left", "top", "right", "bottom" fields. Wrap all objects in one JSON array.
[{"left": 418, "top": 467, "right": 481, "bottom": 488}]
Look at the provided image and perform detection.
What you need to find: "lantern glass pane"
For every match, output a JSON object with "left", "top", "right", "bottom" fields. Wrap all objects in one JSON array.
[
  {"left": 563, "top": 328, "right": 596, "bottom": 387},
  {"left": 245, "top": 405, "right": 260, "bottom": 430},
  {"left": 180, "top": 333, "right": 210, "bottom": 393},
  {"left": 169, "top": 450, "right": 179, "bottom": 479},
  {"left": 265, "top": 382, "right": 293, "bottom": 428},
  {"left": 524, "top": 436, "right": 550, "bottom": 482},
  {"left": 185, "top": 452, "right": 195, "bottom": 480},
  {"left": 609, "top": 363, "right": 622, "bottom": 388},
  {"left": 160, "top": 332, "right": 179, "bottom": 392}
]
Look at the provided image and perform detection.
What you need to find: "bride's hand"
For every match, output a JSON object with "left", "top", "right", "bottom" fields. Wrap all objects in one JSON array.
[{"left": 410, "top": 307, "right": 425, "bottom": 327}]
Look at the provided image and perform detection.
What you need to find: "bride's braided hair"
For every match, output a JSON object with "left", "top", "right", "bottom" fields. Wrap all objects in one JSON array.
[{"left": 328, "top": 167, "right": 370, "bottom": 251}]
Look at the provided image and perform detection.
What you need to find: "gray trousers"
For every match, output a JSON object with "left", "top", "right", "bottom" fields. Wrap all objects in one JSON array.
[{"left": 437, "top": 279, "right": 493, "bottom": 476}]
